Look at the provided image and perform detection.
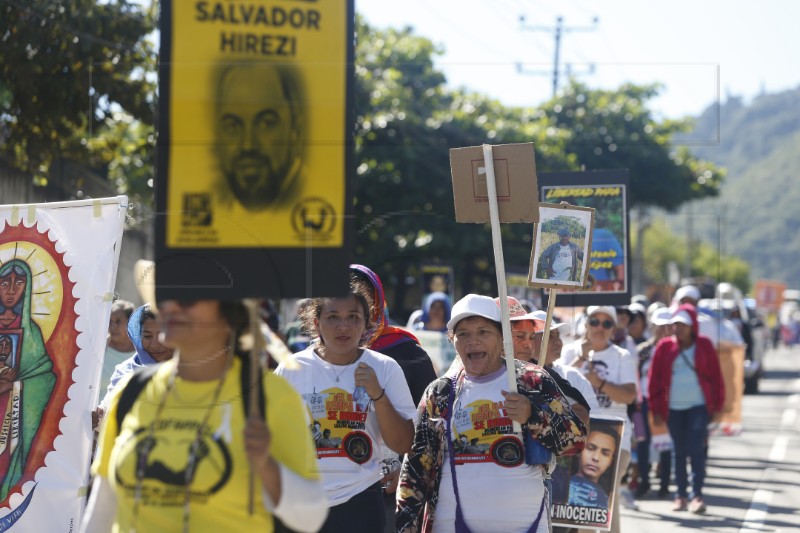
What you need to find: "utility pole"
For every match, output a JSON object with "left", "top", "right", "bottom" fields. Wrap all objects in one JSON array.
[{"left": 518, "top": 15, "right": 599, "bottom": 97}]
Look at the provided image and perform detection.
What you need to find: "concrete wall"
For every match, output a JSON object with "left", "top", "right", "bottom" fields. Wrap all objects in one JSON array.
[{"left": 1, "top": 159, "right": 154, "bottom": 306}]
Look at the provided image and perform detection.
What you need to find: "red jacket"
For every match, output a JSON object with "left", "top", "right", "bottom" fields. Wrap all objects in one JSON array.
[{"left": 648, "top": 304, "right": 725, "bottom": 420}]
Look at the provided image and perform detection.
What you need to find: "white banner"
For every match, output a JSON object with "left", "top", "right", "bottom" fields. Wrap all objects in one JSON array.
[
  {"left": 0, "top": 197, "right": 127, "bottom": 531},
  {"left": 412, "top": 330, "right": 457, "bottom": 376}
]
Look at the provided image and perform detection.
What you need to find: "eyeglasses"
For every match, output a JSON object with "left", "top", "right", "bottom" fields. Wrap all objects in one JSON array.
[{"left": 588, "top": 318, "right": 614, "bottom": 329}]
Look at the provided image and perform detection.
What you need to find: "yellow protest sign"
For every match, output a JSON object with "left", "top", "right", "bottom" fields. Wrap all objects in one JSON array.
[{"left": 162, "top": 0, "right": 351, "bottom": 248}]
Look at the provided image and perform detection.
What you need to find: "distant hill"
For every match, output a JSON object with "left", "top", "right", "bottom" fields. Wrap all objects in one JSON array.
[{"left": 673, "top": 87, "right": 800, "bottom": 289}]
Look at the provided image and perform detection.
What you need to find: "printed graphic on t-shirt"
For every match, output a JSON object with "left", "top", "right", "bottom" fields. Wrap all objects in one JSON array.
[
  {"left": 568, "top": 476, "right": 609, "bottom": 508},
  {"left": 551, "top": 245, "right": 573, "bottom": 280},
  {"left": 451, "top": 398, "right": 523, "bottom": 467},
  {"left": 304, "top": 387, "right": 372, "bottom": 464},
  {"left": 587, "top": 360, "right": 612, "bottom": 408},
  {"left": 114, "top": 417, "right": 234, "bottom": 506}
]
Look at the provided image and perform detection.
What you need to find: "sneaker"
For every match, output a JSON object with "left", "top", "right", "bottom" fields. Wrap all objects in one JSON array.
[
  {"left": 672, "top": 497, "right": 688, "bottom": 511},
  {"left": 689, "top": 497, "right": 707, "bottom": 514},
  {"left": 619, "top": 487, "right": 639, "bottom": 510}
]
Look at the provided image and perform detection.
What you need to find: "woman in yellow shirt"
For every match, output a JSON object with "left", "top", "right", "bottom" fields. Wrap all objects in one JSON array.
[{"left": 81, "top": 300, "right": 327, "bottom": 533}]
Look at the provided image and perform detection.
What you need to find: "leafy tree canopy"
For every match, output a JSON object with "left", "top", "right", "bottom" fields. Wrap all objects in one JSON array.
[
  {"left": 639, "top": 219, "right": 750, "bottom": 293},
  {"left": 352, "top": 19, "right": 728, "bottom": 305},
  {"left": 0, "top": 0, "right": 156, "bottom": 185},
  {"left": 545, "top": 81, "right": 726, "bottom": 210}
]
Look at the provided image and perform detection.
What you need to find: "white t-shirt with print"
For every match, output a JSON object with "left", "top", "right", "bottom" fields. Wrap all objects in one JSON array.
[
  {"left": 551, "top": 362, "right": 600, "bottom": 411},
  {"left": 557, "top": 342, "right": 637, "bottom": 451},
  {"left": 275, "top": 347, "right": 416, "bottom": 506},
  {"left": 434, "top": 368, "right": 548, "bottom": 533},
  {"left": 551, "top": 244, "right": 574, "bottom": 280}
]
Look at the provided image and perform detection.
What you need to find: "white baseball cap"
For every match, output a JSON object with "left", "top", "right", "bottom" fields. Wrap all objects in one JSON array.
[
  {"left": 447, "top": 294, "right": 502, "bottom": 331},
  {"left": 530, "top": 310, "right": 571, "bottom": 336},
  {"left": 670, "top": 310, "right": 693, "bottom": 326},
  {"left": 628, "top": 302, "right": 648, "bottom": 319},
  {"left": 675, "top": 285, "right": 701, "bottom": 303},
  {"left": 650, "top": 307, "right": 673, "bottom": 326},
  {"left": 586, "top": 305, "right": 617, "bottom": 325}
]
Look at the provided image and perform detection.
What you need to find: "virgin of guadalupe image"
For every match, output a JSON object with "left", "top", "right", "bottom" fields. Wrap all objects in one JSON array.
[{"left": 0, "top": 259, "right": 56, "bottom": 501}]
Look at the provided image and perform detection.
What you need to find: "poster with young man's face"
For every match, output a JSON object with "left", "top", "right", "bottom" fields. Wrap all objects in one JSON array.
[{"left": 549, "top": 416, "right": 625, "bottom": 530}]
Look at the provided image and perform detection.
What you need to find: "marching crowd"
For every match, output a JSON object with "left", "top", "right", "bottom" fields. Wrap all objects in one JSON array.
[{"left": 80, "top": 263, "right": 736, "bottom": 533}]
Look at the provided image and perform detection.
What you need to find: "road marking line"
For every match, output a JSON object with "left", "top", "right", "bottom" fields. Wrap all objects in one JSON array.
[
  {"left": 789, "top": 394, "right": 800, "bottom": 405},
  {"left": 739, "top": 469, "right": 776, "bottom": 533},
  {"left": 780, "top": 408, "right": 797, "bottom": 428},
  {"left": 768, "top": 435, "right": 789, "bottom": 462}
]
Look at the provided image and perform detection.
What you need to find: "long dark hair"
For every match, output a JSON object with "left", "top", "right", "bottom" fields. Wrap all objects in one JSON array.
[
  {"left": 218, "top": 300, "right": 250, "bottom": 354},
  {"left": 299, "top": 281, "right": 376, "bottom": 347}
]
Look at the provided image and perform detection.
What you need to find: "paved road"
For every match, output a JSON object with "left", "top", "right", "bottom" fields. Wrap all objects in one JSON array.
[{"left": 619, "top": 345, "right": 800, "bottom": 532}]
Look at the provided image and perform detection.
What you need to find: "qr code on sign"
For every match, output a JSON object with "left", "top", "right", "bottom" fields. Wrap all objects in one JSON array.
[{"left": 182, "top": 193, "right": 212, "bottom": 226}]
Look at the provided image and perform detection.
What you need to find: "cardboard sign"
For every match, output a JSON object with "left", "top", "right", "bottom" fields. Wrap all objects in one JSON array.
[
  {"left": 449, "top": 143, "right": 539, "bottom": 223},
  {"left": 155, "top": 0, "right": 354, "bottom": 298},
  {"left": 716, "top": 344, "right": 745, "bottom": 435},
  {"left": 754, "top": 280, "right": 785, "bottom": 312}
]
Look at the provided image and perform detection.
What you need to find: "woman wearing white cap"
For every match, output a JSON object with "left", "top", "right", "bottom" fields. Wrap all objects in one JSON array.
[
  {"left": 83, "top": 300, "right": 328, "bottom": 533},
  {"left": 557, "top": 305, "right": 637, "bottom": 533},
  {"left": 648, "top": 304, "right": 724, "bottom": 514},
  {"left": 397, "top": 294, "right": 587, "bottom": 533}
]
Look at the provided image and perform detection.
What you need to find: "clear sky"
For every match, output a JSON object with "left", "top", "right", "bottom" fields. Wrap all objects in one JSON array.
[{"left": 357, "top": 0, "right": 800, "bottom": 119}]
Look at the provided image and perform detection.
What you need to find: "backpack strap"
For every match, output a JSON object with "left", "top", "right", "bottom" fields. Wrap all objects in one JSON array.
[
  {"left": 114, "top": 355, "right": 266, "bottom": 431},
  {"left": 114, "top": 364, "right": 161, "bottom": 430}
]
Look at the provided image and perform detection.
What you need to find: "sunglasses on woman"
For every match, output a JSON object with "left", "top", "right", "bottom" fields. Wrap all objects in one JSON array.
[{"left": 588, "top": 318, "right": 614, "bottom": 329}]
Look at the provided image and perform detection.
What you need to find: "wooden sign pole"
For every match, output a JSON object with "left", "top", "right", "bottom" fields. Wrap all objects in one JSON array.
[
  {"left": 539, "top": 288, "right": 558, "bottom": 364},
  {"left": 482, "top": 144, "right": 522, "bottom": 434},
  {"left": 245, "top": 300, "right": 265, "bottom": 516}
]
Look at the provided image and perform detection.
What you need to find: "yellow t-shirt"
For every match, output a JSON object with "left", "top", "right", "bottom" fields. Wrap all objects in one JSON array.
[{"left": 93, "top": 358, "right": 318, "bottom": 532}]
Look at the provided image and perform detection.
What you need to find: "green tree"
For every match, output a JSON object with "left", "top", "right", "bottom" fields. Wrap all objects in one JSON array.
[
  {"left": 353, "top": 18, "right": 574, "bottom": 308},
  {"left": 545, "top": 80, "right": 725, "bottom": 209},
  {"left": 0, "top": 0, "right": 157, "bottom": 185},
  {"left": 639, "top": 219, "right": 750, "bottom": 293}
]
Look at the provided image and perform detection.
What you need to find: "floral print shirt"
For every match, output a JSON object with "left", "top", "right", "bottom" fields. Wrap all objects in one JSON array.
[{"left": 396, "top": 360, "right": 587, "bottom": 533}]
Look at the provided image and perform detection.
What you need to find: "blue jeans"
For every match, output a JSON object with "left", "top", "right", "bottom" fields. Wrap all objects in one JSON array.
[{"left": 667, "top": 406, "right": 709, "bottom": 499}]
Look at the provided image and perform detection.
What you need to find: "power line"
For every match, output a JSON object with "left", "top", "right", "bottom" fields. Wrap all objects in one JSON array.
[{"left": 518, "top": 14, "right": 599, "bottom": 98}]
